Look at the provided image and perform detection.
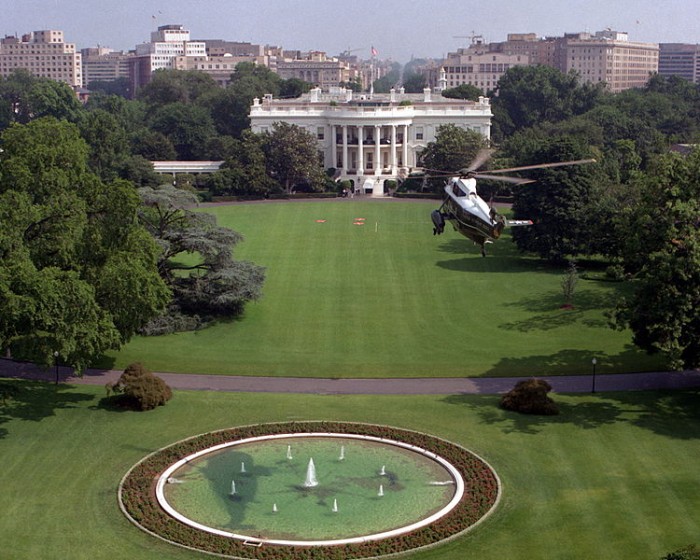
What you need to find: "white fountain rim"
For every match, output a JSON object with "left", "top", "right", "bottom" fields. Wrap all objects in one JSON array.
[{"left": 155, "top": 432, "right": 466, "bottom": 547}]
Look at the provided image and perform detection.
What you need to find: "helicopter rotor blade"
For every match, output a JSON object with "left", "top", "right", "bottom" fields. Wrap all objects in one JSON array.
[
  {"left": 483, "top": 158, "right": 597, "bottom": 175},
  {"left": 474, "top": 173, "right": 536, "bottom": 185},
  {"left": 465, "top": 148, "right": 495, "bottom": 173}
]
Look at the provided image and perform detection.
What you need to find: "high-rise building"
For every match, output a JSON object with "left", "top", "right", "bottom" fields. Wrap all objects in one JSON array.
[
  {"left": 276, "top": 51, "right": 351, "bottom": 90},
  {"left": 563, "top": 31, "right": 658, "bottom": 93},
  {"left": 659, "top": 43, "right": 700, "bottom": 84},
  {"left": 81, "top": 47, "right": 131, "bottom": 86},
  {"left": 441, "top": 36, "right": 530, "bottom": 94},
  {"left": 129, "top": 24, "right": 206, "bottom": 90},
  {"left": 0, "top": 30, "right": 82, "bottom": 88}
]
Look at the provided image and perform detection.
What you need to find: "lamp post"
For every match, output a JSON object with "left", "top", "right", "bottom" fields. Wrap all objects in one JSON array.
[
  {"left": 53, "top": 351, "right": 59, "bottom": 385},
  {"left": 591, "top": 357, "right": 597, "bottom": 393}
]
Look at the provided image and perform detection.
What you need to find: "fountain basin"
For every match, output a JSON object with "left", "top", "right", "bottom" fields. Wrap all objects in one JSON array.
[
  {"left": 157, "top": 433, "right": 464, "bottom": 546},
  {"left": 120, "top": 422, "right": 501, "bottom": 559}
]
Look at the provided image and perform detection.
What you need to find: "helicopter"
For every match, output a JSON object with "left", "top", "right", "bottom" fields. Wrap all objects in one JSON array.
[{"left": 428, "top": 150, "right": 596, "bottom": 256}]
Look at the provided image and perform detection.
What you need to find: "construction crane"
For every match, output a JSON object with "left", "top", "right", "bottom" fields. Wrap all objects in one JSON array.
[
  {"left": 339, "top": 47, "right": 362, "bottom": 58},
  {"left": 453, "top": 32, "right": 484, "bottom": 46}
]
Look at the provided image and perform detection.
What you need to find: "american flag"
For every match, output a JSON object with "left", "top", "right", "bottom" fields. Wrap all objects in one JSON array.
[{"left": 371, "top": 46, "right": 378, "bottom": 57}]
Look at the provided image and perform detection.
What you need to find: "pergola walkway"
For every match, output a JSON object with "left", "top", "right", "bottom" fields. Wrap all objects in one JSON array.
[{"left": 2, "top": 358, "right": 699, "bottom": 395}]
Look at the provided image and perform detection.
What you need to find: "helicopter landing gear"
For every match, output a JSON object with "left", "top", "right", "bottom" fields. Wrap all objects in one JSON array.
[{"left": 431, "top": 210, "right": 445, "bottom": 235}]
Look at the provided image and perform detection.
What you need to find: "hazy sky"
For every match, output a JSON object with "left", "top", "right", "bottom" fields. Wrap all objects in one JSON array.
[{"left": 1, "top": 0, "right": 698, "bottom": 62}]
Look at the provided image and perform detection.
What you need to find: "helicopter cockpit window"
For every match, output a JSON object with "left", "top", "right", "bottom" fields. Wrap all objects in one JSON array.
[{"left": 452, "top": 183, "right": 466, "bottom": 197}]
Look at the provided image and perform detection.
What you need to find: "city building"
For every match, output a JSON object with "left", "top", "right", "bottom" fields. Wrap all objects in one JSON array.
[
  {"left": 659, "top": 43, "right": 700, "bottom": 84},
  {"left": 441, "top": 36, "right": 530, "bottom": 94},
  {"left": 563, "top": 30, "right": 658, "bottom": 93},
  {"left": 0, "top": 29, "right": 82, "bottom": 88},
  {"left": 174, "top": 54, "right": 270, "bottom": 87},
  {"left": 250, "top": 87, "right": 493, "bottom": 195},
  {"left": 81, "top": 47, "right": 131, "bottom": 86},
  {"left": 276, "top": 51, "right": 352, "bottom": 90},
  {"left": 129, "top": 24, "right": 206, "bottom": 90}
]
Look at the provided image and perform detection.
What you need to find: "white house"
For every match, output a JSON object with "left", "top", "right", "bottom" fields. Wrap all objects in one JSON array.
[{"left": 249, "top": 87, "right": 492, "bottom": 195}]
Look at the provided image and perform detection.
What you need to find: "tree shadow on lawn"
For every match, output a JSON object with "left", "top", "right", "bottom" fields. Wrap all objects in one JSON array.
[
  {"left": 499, "top": 288, "right": 622, "bottom": 332},
  {"left": 0, "top": 380, "right": 95, "bottom": 440},
  {"left": 441, "top": 389, "right": 700, "bottom": 439},
  {"left": 483, "top": 347, "right": 659, "bottom": 377}
]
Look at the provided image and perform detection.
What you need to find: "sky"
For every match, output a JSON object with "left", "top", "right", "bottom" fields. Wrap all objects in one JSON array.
[{"left": 1, "top": 0, "right": 698, "bottom": 63}]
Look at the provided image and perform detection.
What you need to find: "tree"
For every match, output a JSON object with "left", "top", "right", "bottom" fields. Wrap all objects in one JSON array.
[
  {"left": 0, "top": 70, "right": 83, "bottom": 127},
  {"left": 138, "top": 185, "right": 265, "bottom": 332},
  {"left": 373, "top": 63, "right": 401, "bottom": 93},
  {"left": 148, "top": 102, "right": 217, "bottom": 160},
  {"left": 505, "top": 136, "right": 600, "bottom": 262},
  {"left": 493, "top": 65, "right": 604, "bottom": 138},
  {"left": 279, "top": 78, "right": 312, "bottom": 98},
  {"left": 0, "top": 118, "right": 170, "bottom": 371},
  {"left": 136, "top": 69, "right": 218, "bottom": 106},
  {"left": 262, "top": 122, "right": 326, "bottom": 193},
  {"left": 204, "top": 131, "right": 279, "bottom": 196},
  {"left": 441, "top": 83, "right": 483, "bottom": 101},
  {"left": 402, "top": 72, "right": 427, "bottom": 93},
  {"left": 611, "top": 150, "right": 700, "bottom": 370},
  {"left": 78, "top": 109, "right": 130, "bottom": 181},
  {"left": 419, "top": 124, "right": 487, "bottom": 192}
]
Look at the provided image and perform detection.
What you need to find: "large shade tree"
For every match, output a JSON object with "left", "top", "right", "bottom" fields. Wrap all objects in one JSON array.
[
  {"left": 0, "top": 118, "right": 170, "bottom": 371},
  {"left": 261, "top": 122, "right": 326, "bottom": 193},
  {"left": 611, "top": 149, "right": 700, "bottom": 370},
  {"left": 137, "top": 185, "right": 266, "bottom": 333}
]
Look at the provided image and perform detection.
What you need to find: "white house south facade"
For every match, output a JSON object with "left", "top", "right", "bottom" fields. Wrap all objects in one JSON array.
[{"left": 250, "top": 87, "right": 492, "bottom": 195}]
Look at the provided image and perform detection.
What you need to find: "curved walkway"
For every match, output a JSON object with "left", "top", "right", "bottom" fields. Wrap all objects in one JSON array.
[{"left": 2, "top": 358, "right": 700, "bottom": 395}]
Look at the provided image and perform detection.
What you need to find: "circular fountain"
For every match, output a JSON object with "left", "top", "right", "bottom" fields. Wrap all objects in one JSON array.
[{"left": 120, "top": 423, "right": 500, "bottom": 559}]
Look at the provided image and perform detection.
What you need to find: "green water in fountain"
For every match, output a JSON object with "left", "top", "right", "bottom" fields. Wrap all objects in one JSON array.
[{"left": 164, "top": 436, "right": 456, "bottom": 541}]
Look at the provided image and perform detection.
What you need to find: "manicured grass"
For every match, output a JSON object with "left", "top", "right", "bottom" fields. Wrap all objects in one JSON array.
[
  {"left": 0, "top": 381, "right": 698, "bottom": 559},
  {"left": 102, "top": 200, "right": 663, "bottom": 378}
]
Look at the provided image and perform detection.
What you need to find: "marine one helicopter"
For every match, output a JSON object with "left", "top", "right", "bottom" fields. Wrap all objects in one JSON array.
[{"left": 429, "top": 150, "right": 596, "bottom": 256}]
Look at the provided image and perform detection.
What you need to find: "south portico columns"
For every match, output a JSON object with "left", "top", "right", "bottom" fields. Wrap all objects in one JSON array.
[{"left": 374, "top": 125, "right": 381, "bottom": 176}]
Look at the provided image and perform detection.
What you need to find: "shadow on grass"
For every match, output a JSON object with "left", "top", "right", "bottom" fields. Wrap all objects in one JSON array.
[
  {"left": 0, "top": 380, "right": 95, "bottom": 439},
  {"left": 441, "top": 389, "right": 700, "bottom": 439},
  {"left": 483, "top": 346, "right": 662, "bottom": 377}
]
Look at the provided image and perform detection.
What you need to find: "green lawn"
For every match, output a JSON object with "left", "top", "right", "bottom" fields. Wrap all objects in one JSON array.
[
  {"left": 1, "top": 381, "right": 698, "bottom": 559},
  {"left": 102, "top": 200, "right": 664, "bottom": 378}
]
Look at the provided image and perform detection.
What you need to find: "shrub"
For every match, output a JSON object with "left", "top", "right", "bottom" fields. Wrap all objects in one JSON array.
[
  {"left": 662, "top": 545, "right": 700, "bottom": 560},
  {"left": 111, "top": 362, "right": 172, "bottom": 411},
  {"left": 500, "top": 378, "right": 559, "bottom": 415}
]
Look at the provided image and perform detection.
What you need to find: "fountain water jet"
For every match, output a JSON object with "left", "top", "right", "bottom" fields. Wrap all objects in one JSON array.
[
  {"left": 304, "top": 458, "right": 318, "bottom": 487},
  {"left": 286, "top": 445, "right": 293, "bottom": 460},
  {"left": 378, "top": 484, "right": 384, "bottom": 497},
  {"left": 272, "top": 503, "right": 278, "bottom": 513},
  {"left": 240, "top": 462, "right": 246, "bottom": 473},
  {"left": 229, "top": 480, "right": 236, "bottom": 496},
  {"left": 380, "top": 465, "right": 386, "bottom": 476},
  {"left": 339, "top": 445, "right": 345, "bottom": 461},
  {"left": 332, "top": 498, "right": 338, "bottom": 513}
]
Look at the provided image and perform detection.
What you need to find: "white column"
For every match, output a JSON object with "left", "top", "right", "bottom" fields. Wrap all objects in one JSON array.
[
  {"left": 374, "top": 125, "right": 381, "bottom": 176},
  {"left": 331, "top": 125, "right": 338, "bottom": 169},
  {"left": 342, "top": 125, "right": 348, "bottom": 175},
  {"left": 390, "top": 124, "right": 397, "bottom": 173},
  {"left": 402, "top": 124, "right": 409, "bottom": 169},
  {"left": 358, "top": 126, "right": 364, "bottom": 176}
]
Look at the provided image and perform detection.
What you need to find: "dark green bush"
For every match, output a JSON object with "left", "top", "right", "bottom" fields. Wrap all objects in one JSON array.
[
  {"left": 500, "top": 378, "right": 559, "bottom": 415},
  {"left": 111, "top": 362, "right": 172, "bottom": 411},
  {"left": 662, "top": 545, "right": 700, "bottom": 560}
]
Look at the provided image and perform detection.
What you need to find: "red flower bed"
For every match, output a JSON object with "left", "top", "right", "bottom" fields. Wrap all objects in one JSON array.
[{"left": 119, "top": 422, "right": 500, "bottom": 559}]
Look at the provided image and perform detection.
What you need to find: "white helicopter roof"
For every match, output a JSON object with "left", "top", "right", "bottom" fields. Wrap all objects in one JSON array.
[{"left": 446, "top": 177, "right": 493, "bottom": 224}]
